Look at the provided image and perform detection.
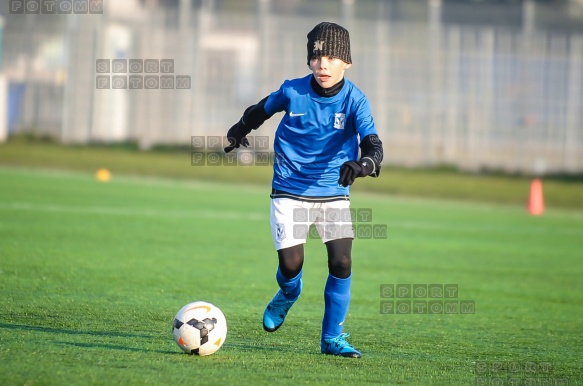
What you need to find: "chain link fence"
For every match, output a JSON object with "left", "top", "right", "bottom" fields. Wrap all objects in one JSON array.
[{"left": 1, "top": 0, "right": 582, "bottom": 173}]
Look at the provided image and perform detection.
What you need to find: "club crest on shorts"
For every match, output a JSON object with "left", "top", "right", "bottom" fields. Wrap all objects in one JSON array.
[
  {"left": 334, "top": 113, "right": 346, "bottom": 130},
  {"left": 276, "top": 223, "right": 286, "bottom": 241}
]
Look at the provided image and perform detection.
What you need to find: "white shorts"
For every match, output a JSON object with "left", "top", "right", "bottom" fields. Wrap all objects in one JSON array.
[{"left": 270, "top": 198, "right": 355, "bottom": 251}]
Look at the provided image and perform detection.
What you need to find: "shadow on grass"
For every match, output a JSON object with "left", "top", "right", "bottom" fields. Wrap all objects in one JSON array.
[
  {"left": 56, "top": 341, "right": 309, "bottom": 356},
  {"left": 59, "top": 341, "right": 323, "bottom": 356},
  {"left": 1, "top": 323, "right": 325, "bottom": 356},
  {"left": 0, "top": 322, "right": 155, "bottom": 339},
  {"left": 224, "top": 342, "right": 321, "bottom": 355},
  {"left": 54, "top": 341, "right": 177, "bottom": 355}
]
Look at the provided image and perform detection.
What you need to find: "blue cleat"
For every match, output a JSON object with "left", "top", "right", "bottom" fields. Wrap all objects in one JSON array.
[
  {"left": 262, "top": 282, "right": 302, "bottom": 332},
  {"left": 320, "top": 332, "right": 362, "bottom": 358}
]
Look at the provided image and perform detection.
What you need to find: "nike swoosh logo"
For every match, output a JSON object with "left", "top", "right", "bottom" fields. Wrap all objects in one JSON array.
[{"left": 289, "top": 112, "right": 306, "bottom": 117}]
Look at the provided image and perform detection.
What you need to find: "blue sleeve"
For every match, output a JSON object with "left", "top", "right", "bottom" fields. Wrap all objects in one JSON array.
[
  {"left": 264, "top": 82, "right": 289, "bottom": 116},
  {"left": 354, "top": 96, "right": 377, "bottom": 139},
  {"left": 353, "top": 95, "right": 382, "bottom": 177}
]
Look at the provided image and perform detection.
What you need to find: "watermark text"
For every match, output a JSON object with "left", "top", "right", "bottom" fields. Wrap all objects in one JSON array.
[
  {"left": 96, "top": 59, "right": 190, "bottom": 89},
  {"left": 380, "top": 284, "right": 475, "bottom": 314},
  {"left": 10, "top": 0, "right": 103, "bottom": 14},
  {"left": 474, "top": 361, "right": 569, "bottom": 385}
]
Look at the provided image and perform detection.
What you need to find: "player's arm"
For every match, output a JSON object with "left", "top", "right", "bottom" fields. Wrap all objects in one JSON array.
[
  {"left": 359, "top": 133, "right": 383, "bottom": 178},
  {"left": 338, "top": 134, "right": 384, "bottom": 187},
  {"left": 224, "top": 96, "right": 273, "bottom": 153}
]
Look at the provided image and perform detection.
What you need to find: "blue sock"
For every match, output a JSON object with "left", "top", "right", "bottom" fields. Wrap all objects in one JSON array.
[
  {"left": 276, "top": 267, "right": 302, "bottom": 300},
  {"left": 322, "top": 274, "right": 351, "bottom": 340}
]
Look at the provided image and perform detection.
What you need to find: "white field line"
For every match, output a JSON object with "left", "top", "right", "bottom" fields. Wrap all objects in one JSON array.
[
  {"left": 1, "top": 167, "right": 582, "bottom": 226},
  {"left": 1, "top": 202, "right": 580, "bottom": 236},
  {"left": 0, "top": 166, "right": 267, "bottom": 194}
]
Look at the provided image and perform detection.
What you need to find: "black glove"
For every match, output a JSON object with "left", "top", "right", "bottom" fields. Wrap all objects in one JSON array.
[
  {"left": 338, "top": 159, "right": 374, "bottom": 187},
  {"left": 224, "top": 120, "right": 251, "bottom": 153}
]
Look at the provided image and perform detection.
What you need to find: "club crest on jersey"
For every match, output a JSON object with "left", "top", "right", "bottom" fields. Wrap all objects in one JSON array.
[
  {"left": 276, "top": 223, "right": 286, "bottom": 241},
  {"left": 334, "top": 113, "right": 346, "bottom": 130}
]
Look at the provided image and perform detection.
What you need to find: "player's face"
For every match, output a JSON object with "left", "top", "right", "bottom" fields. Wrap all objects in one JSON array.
[{"left": 309, "top": 56, "right": 352, "bottom": 89}]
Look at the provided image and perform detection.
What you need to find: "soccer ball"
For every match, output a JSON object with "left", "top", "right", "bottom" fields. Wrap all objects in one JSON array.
[{"left": 172, "top": 301, "right": 227, "bottom": 356}]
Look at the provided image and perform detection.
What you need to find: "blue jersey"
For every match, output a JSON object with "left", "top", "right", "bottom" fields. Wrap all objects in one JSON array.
[{"left": 264, "top": 74, "right": 378, "bottom": 197}]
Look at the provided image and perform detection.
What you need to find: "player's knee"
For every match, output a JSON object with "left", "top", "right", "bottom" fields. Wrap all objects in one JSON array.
[
  {"left": 277, "top": 246, "right": 304, "bottom": 278},
  {"left": 328, "top": 253, "right": 351, "bottom": 279},
  {"left": 280, "top": 260, "right": 303, "bottom": 278}
]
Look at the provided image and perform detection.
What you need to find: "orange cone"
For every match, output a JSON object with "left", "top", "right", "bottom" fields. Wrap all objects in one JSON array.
[{"left": 527, "top": 178, "right": 544, "bottom": 215}]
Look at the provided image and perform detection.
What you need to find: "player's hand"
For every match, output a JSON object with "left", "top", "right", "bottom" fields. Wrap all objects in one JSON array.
[
  {"left": 338, "top": 159, "right": 374, "bottom": 187},
  {"left": 224, "top": 121, "right": 250, "bottom": 153}
]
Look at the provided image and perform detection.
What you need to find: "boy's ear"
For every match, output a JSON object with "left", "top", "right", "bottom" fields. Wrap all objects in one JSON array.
[{"left": 344, "top": 62, "right": 352, "bottom": 70}]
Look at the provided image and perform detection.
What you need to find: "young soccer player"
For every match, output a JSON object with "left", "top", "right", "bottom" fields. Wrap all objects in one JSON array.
[{"left": 224, "top": 22, "right": 383, "bottom": 358}]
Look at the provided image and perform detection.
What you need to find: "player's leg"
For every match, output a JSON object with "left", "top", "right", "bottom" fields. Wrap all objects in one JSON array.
[
  {"left": 316, "top": 202, "right": 361, "bottom": 357},
  {"left": 264, "top": 199, "right": 308, "bottom": 332},
  {"left": 325, "top": 236, "right": 352, "bottom": 279},
  {"left": 320, "top": 238, "right": 361, "bottom": 358},
  {"left": 278, "top": 243, "right": 304, "bottom": 279},
  {"left": 263, "top": 244, "right": 305, "bottom": 332},
  {"left": 275, "top": 244, "right": 304, "bottom": 302},
  {"left": 322, "top": 238, "right": 352, "bottom": 341},
  {"left": 322, "top": 238, "right": 353, "bottom": 341}
]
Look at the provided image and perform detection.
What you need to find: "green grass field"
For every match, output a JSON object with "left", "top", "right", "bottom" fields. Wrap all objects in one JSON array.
[
  {"left": 2, "top": 139, "right": 583, "bottom": 209},
  {"left": 1, "top": 167, "right": 582, "bottom": 385}
]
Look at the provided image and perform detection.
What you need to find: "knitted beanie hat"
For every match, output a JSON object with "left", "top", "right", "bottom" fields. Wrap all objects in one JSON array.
[{"left": 306, "top": 22, "right": 352, "bottom": 65}]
